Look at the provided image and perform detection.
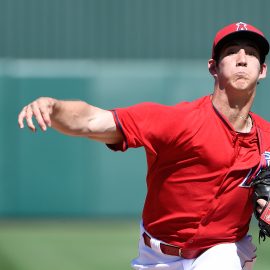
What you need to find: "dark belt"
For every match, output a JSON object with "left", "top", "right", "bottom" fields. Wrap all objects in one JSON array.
[{"left": 143, "top": 232, "right": 207, "bottom": 259}]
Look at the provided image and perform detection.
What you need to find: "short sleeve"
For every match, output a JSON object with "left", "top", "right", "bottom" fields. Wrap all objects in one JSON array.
[{"left": 106, "top": 102, "right": 180, "bottom": 154}]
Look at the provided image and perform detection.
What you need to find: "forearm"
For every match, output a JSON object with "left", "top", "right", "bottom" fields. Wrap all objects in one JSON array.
[{"left": 51, "top": 99, "right": 98, "bottom": 136}]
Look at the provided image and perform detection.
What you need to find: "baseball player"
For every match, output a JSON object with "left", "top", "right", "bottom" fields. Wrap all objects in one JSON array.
[{"left": 18, "top": 22, "right": 270, "bottom": 270}]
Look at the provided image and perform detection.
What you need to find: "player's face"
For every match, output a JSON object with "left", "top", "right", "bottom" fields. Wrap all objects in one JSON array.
[{"left": 215, "top": 38, "right": 267, "bottom": 91}]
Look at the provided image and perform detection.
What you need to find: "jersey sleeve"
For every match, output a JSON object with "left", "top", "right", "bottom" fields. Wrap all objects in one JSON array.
[{"left": 107, "top": 102, "right": 177, "bottom": 153}]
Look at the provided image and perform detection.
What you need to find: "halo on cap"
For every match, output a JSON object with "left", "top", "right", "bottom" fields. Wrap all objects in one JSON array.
[{"left": 212, "top": 22, "right": 269, "bottom": 63}]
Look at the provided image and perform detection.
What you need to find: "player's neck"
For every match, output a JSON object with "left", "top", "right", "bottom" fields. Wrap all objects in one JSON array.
[{"left": 211, "top": 89, "right": 255, "bottom": 133}]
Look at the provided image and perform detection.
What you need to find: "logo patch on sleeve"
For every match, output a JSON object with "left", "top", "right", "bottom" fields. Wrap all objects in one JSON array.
[{"left": 240, "top": 151, "right": 270, "bottom": 188}]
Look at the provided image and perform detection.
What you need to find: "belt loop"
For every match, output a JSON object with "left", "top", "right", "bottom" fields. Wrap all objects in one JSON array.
[{"left": 150, "top": 238, "right": 162, "bottom": 253}]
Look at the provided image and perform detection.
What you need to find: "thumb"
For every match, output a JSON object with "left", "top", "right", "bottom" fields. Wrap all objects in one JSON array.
[{"left": 257, "top": 199, "right": 267, "bottom": 213}]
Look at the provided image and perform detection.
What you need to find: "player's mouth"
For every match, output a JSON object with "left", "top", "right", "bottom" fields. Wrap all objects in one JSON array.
[{"left": 234, "top": 72, "right": 248, "bottom": 79}]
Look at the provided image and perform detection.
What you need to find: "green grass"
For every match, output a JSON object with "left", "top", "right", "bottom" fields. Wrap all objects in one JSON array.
[
  {"left": 0, "top": 220, "right": 269, "bottom": 270},
  {"left": 249, "top": 223, "right": 270, "bottom": 270},
  {"left": 0, "top": 220, "right": 139, "bottom": 270}
]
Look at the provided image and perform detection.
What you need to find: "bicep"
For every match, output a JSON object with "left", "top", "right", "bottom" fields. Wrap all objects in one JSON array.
[{"left": 87, "top": 109, "right": 124, "bottom": 144}]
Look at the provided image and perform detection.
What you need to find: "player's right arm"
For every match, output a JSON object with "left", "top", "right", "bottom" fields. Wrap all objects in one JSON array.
[{"left": 17, "top": 97, "right": 123, "bottom": 145}]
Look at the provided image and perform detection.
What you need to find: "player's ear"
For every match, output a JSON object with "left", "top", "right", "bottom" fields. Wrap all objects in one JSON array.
[
  {"left": 259, "top": 63, "right": 267, "bottom": 80},
  {"left": 208, "top": 59, "right": 218, "bottom": 78}
]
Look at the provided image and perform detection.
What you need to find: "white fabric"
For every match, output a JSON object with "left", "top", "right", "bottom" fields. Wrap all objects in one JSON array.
[
  {"left": 131, "top": 224, "right": 256, "bottom": 270},
  {"left": 150, "top": 237, "right": 162, "bottom": 253}
]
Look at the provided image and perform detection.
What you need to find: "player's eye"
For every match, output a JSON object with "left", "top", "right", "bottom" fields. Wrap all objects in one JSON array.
[
  {"left": 225, "top": 49, "right": 237, "bottom": 56},
  {"left": 246, "top": 50, "right": 258, "bottom": 57}
]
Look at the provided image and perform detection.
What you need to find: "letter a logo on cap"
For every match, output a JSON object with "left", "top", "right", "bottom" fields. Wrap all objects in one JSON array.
[{"left": 236, "top": 22, "right": 248, "bottom": 31}]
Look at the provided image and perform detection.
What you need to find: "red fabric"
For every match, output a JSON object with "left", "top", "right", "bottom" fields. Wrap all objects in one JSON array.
[{"left": 108, "top": 95, "right": 270, "bottom": 250}]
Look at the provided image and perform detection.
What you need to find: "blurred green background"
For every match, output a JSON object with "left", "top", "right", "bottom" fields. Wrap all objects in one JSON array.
[{"left": 1, "top": 0, "right": 270, "bottom": 269}]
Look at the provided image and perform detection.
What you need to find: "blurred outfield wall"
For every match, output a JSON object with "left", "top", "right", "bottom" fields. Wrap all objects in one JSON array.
[
  {"left": 1, "top": 59, "right": 270, "bottom": 217},
  {"left": 0, "top": 0, "right": 269, "bottom": 59}
]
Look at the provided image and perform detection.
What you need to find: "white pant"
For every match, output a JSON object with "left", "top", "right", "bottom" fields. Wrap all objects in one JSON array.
[{"left": 131, "top": 225, "right": 256, "bottom": 270}]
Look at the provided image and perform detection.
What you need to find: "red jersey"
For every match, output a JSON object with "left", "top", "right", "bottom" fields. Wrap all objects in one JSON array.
[{"left": 108, "top": 95, "right": 270, "bottom": 251}]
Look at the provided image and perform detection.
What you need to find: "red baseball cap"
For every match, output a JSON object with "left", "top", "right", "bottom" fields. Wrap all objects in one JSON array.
[{"left": 212, "top": 22, "right": 269, "bottom": 62}]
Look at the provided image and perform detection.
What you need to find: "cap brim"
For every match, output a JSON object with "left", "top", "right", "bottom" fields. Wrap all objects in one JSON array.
[{"left": 213, "top": 31, "right": 270, "bottom": 60}]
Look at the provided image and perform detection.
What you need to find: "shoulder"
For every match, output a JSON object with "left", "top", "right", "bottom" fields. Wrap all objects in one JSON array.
[
  {"left": 142, "top": 95, "right": 211, "bottom": 115},
  {"left": 251, "top": 112, "right": 270, "bottom": 133},
  {"left": 113, "top": 95, "right": 211, "bottom": 126},
  {"left": 174, "top": 95, "right": 211, "bottom": 111},
  {"left": 118, "top": 95, "right": 210, "bottom": 111},
  {"left": 251, "top": 113, "right": 270, "bottom": 152}
]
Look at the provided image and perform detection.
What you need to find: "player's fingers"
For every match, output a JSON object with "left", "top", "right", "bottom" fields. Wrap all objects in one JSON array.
[
  {"left": 39, "top": 105, "right": 52, "bottom": 128},
  {"left": 25, "top": 105, "right": 36, "bottom": 132},
  {"left": 257, "top": 199, "right": 267, "bottom": 213},
  {"left": 31, "top": 103, "right": 48, "bottom": 131},
  {"left": 18, "top": 106, "right": 27, "bottom": 128}
]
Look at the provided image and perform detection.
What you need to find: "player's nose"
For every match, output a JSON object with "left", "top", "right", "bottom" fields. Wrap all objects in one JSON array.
[{"left": 236, "top": 49, "right": 248, "bottom": 67}]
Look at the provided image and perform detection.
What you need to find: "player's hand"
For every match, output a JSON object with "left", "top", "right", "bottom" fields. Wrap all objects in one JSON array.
[
  {"left": 257, "top": 199, "right": 267, "bottom": 213},
  {"left": 18, "top": 97, "right": 56, "bottom": 132}
]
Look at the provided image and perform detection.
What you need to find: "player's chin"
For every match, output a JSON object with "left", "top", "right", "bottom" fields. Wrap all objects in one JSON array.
[{"left": 231, "top": 80, "right": 253, "bottom": 91}]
